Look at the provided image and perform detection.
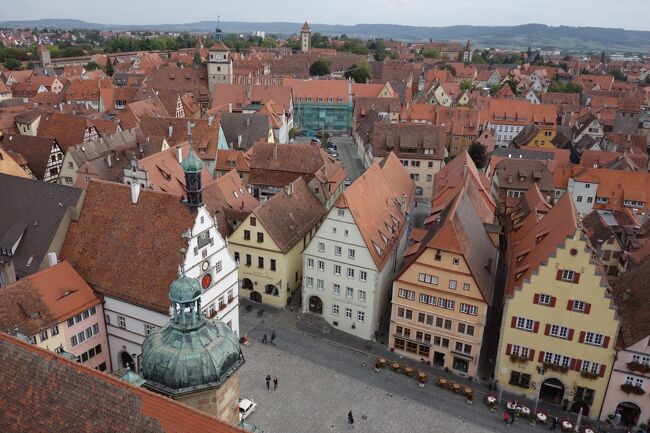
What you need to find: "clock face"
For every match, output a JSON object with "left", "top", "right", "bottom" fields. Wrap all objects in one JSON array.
[
  {"left": 201, "top": 273, "right": 212, "bottom": 289},
  {"left": 215, "top": 54, "right": 222, "bottom": 60},
  {"left": 201, "top": 260, "right": 210, "bottom": 271}
]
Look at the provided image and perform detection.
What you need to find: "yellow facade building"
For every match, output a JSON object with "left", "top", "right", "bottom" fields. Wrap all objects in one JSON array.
[
  {"left": 496, "top": 192, "right": 619, "bottom": 418},
  {"left": 228, "top": 177, "right": 325, "bottom": 308}
]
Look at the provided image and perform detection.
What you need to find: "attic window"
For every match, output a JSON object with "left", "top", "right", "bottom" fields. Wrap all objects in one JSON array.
[
  {"left": 233, "top": 191, "right": 239, "bottom": 198},
  {"left": 373, "top": 242, "right": 383, "bottom": 256},
  {"left": 515, "top": 271, "right": 525, "bottom": 280},
  {"left": 380, "top": 232, "right": 389, "bottom": 244}
]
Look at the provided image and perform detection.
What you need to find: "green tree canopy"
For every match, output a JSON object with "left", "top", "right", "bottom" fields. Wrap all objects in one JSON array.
[
  {"left": 422, "top": 48, "right": 439, "bottom": 59},
  {"left": 344, "top": 61, "right": 372, "bottom": 83},
  {"left": 489, "top": 84, "right": 503, "bottom": 96},
  {"left": 260, "top": 37, "right": 278, "bottom": 48},
  {"left": 4, "top": 58, "right": 22, "bottom": 70},
  {"left": 468, "top": 142, "right": 488, "bottom": 169},
  {"left": 309, "top": 58, "right": 331, "bottom": 76},
  {"left": 609, "top": 69, "right": 626, "bottom": 81},
  {"left": 84, "top": 61, "right": 101, "bottom": 71},
  {"left": 460, "top": 80, "right": 473, "bottom": 91},
  {"left": 105, "top": 57, "right": 114, "bottom": 77},
  {"left": 193, "top": 52, "right": 203, "bottom": 66}
]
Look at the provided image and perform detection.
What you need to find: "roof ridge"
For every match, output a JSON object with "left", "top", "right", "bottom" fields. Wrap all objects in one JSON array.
[{"left": 87, "top": 178, "right": 184, "bottom": 200}]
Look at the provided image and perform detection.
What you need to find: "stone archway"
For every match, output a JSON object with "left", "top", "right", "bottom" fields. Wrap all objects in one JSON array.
[
  {"left": 120, "top": 351, "right": 135, "bottom": 371},
  {"left": 616, "top": 401, "right": 641, "bottom": 427},
  {"left": 308, "top": 295, "right": 323, "bottom": 314},
  {"left": 539, "top": 377, "right": 565, "bottom": 404},
  {"left": 265, "top": 284, "right": 279, "bottom": 296},
  {"left": 241, "top": 278, "right": 253, "bottom": 290},
  {"left": 250, "top": 291, "right": 262, "bottom": 303}
]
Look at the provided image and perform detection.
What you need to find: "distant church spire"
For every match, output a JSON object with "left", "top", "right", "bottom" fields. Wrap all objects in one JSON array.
[{"left": 215, "top": 15, "right": 223, "bottom": 42}]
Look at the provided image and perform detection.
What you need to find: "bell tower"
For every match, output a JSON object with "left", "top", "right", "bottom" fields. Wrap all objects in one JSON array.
[
  {"left": 182, "top": 122, "right": 203, "bottom": 210},
  {"left": 207, "top": 42, "right": 233, "bottom": 93},
  {"left": 300, "top": 22, "right": 311, "bottom": 53}
]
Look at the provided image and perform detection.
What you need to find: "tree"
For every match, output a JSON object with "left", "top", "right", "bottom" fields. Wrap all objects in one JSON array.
[
  {"left": 193, "top": 52, "right": 203, "bottom": 66},
  {"left": 422, "top": 48, "right": 439, "bottom": 59},
  {"left": 609, "top": 69, "right": 626, "bottom": 81},
  {"left": 4, "top": 58, "right": 22, "bottom": 70},
  {"left": 105, "top": 57, "right": 114, "bottom": 77},
  {"left": 564, "top": 82, "right": 583, "bottom": 94},
  {"left": 260, "top": 37, "right": 278, "bottom": 48},
  {"left": 645, "top": 75, "right": 650, "bottom": 85},
  {"left": 309, "top": 58, "right": 331, "bottom": 76},
  {"left": 85, "top": 61, "right": 101, "bottom": 71},
  {"left": 344, "top": 61, "right": 372, "bottom": 83},
  {"left": 460, "top": 80, "right": 473, "bottom": 91},
  {"left": 468, "top": 142, "right": 487, "bottom": 169},
  {"left": 489, "top": 84, "right": 503, "bottom": 96}
]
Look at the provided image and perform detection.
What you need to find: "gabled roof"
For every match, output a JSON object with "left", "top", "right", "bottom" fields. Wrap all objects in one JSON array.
[
  {"left": 219, "top": 112, "right": 271, "bottom": 150},
  {"left": 253, "top": 177, "right": 325, "bottom": 254},
  {"left": 612, "top": 256, "right": 650, "bottom": 347},
  {"left": 0, "top": 261, "right": 99, "bottom": 336},
  {"left": 0, "top": 333, "right": 244, "bottom": 433},
  {"left": 1, "top": 134, "right": 58, "bottom": 180},
  {"left": 37, "top": 112, "right": 97, "bottom": 150},
  {"left": 138, "top": 116, "right": 221, "bottom": 160},
  {"left": 61, "top": 181, "right": 196, "bottom": 313},
  {"left": 336, "top": 153, "right": 414, "bottom": 270},
  {"left": 202, "top": 170, "right": 258, "bottom": 238},
  {"left": 509, "top": 184, "right": 552, "bottom": 229}
]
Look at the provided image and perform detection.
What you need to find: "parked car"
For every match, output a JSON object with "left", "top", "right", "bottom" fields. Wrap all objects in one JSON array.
[
  {"left": 327, "top": 152, "right": 338, "bottom": 159},
  {"left": 344, "top": 177, "right": 352, "bottom": 186},
  {"left": 327, "top": 143, "right": 337, "bottom": 150},
  {"left": 239, "top": 398, "right": 257, "bottom": 421}
]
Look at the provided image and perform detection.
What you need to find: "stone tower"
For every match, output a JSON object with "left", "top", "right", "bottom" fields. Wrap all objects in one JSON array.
[
  {"left": 141, "top": 273, "right": 244, "bottom": 425},
  {"left": 207, "top": 42, "right": 233, "bottom": 93},
  {"left": 37, "top": 44, "right": 51, "bottom": 67},
  {"left": 182, "top": 123, "right": 204, "bottom": 209},
  {"left": 300, "top": 22, "right": 311, "bottom": 53}
]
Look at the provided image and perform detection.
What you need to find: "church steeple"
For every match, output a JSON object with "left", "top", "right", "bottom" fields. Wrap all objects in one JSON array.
[{"left": 182, "top": 122, "right": 203, "bottom": 210}]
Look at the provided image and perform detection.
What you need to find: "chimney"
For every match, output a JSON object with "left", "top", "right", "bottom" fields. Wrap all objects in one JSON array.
[
  {"left": 228, "top": 102, "right": 232, "bottom": 113},
  {"left": 272, "top": 143, "right": 278, "bottom": 159},
  {"left": 246, "top": 117, "right": 251, "bottom": 127},
  {"left": 46, "top": 252, "right": 58, "bottom": 267},
  {"left": 286, "top": 182, "right": 293, "bottom": 196},
  {"left": 175, "top": 145, "right": 182, "bottom": 163},
  {"left": 208, "top": 115, "right": 213, "bottom": 126},
  {"left": 168, "top": 124, "right": 173, "bottom": 138},
  {"left": 131, "top": 183, "right": 141, "bottom": 204},
  {"left": 237, "top": 134, "right": 243, "bottom": 149},
  {"left": 106, "top": 154, "right": 112, "bottom": 167},
  {"left": 400, "top": 193, "right": 407, "bottom": 214},
  {"left": 462, "top": 164, "right": 468, "bottom": 178}
]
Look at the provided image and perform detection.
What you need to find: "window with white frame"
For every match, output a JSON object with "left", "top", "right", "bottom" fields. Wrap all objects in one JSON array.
[
  {"left": 347, "top": 268, "right": 355, "bottom": 279},
  {"left": 539, "top": 294, "right": 551, "bottom": 305},
  {"left": 516, "top": 317, "right": 534, "bottom": 331},
  {"left": 317, "top": 279, "right": 324, "bottom": 290},
  {"left": 117, "top": 315, "right": 126, "bottom": 329},
  {"left": 335, "top": 246, "right": 342, "bottom": 256},
  {"left": 338, "top": 209, "right": 345, "bottom": 217},
  {"left": 460, "top": 303, "right": 478, "bottom": 315},
  {"left": 357, "top": 311, "right": 365, "bottom": 322},
  {"left": 463, "top": 283, "right": 470, "bottom": 291},
  {"left": 561, "top": 270, "right": 575, "bottom": 281},
  {"left": 348, "top": 249, "right": 355, "bottom": 259},
  {"left": 334, "top": 264, "right": 341, "bottom": 275},
  {"left": 346, "top": 287, "right": 353, "bottom": 299},
  {"left": 358, "top": 290, "right": 366, "bottom": 302},
  {"left": 584, "top": 332, "right": 604, "bottom": 346},
  {"left": 624, "top": 376, "right": 644, "bottom": 388},
  {"left": 306, "top": 277, "right": 314, "bottom": 288},
  {"left": 318, "top": 261, "right": 325, "bottom": 271},
  {"left": 631, "top": 354, "right": 650, "bottom": 365},
  {"left": 144, "top": 324, "right": 156, "bottom": 335},
  {"left": 418, "top": 273, "right": 439, "bottom": 285},
  {"left": 39, "top": 330, "right": 48, "bottom": 342},
  {"left": 345, "top": 308, "right": 352, "bottom": 319},
  {"left": 333, "top": 284, "right": 341, "bottom": 295},
  {"left": 572, "top": 300, "right": 585, "bottom": 312},
  {"left": 215, "top": 260, "right": 222, "bottom": 273},
  {"left": 452, "top": 258, "right": 460, "bottom": 265},
  {"left": 449, "top": 280, "right": 457, "bottom": 289},
  {"left": 550, "top": 325, "right": 569, "bottom": 339},
  {"left": 307, "top": 258, "right": 314, "bottom": 269},
  {"left": 543, "top": 352, "right": 571, "bottom": 367},
  {"left": 581, "top": 360, "right": 601, "bottom": 374},
  {"left": 511, "top": 345, "right": 530, "bottom": 359},
  {"left": 332, "top": 304, "right": 340, "bottom": 315},
  {"left": 318, "top": 242, "right": 325, "bottom": 252},
  {"left": 359, "top": 271, "right": 367, "bottom": 282}
]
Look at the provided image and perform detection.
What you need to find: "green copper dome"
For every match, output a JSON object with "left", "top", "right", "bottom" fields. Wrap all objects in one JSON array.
[
  {"left": 169, "top": 275, "right": 201, "bottom": 304},
  {"left": 181, "top": 147, "right": 202, "bottom": 172}
]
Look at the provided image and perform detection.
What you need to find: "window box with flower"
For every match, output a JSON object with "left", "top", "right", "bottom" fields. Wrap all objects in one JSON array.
[
  {"left": 627, "top": 361, "right": 650, "bottom": 373},
  {"left": 509, "top": 354, "right": 529, "bottom": 364},
  {"left": 580, "top": 371, "right": 599, "bottom": 380},
  {"left": 620, "top": 383, "right": 645, "bottom": 395}
]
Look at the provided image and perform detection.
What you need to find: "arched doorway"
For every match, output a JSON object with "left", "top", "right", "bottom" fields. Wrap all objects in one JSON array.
[
  {"left": 539, "top": 378, "right": 564, "bottom": 404},
  {"left": 616, "top": 401, "right": 641, "bottom": 427},
  {"left": 308, "top": 296, "right": 323, "bottom": 314},
  {"left": 241, "top": 278, "right": 253, "bottom": 290},
  {"left": 120, "top": 351, "right": 135, "bottom": 371},
  {"left": 570, "top": 401, "right": 590, "bottom": 417},
  {"left": 265, "top": 284, "right": 279, "bottom": 296},
  {"left": 250, "top": 291, "right": 262, "bottom": 303}
]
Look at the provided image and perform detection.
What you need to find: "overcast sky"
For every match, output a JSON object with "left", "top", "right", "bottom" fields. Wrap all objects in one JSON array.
[{"left": 5, "top": 0, "right": 649, "bottom": 31}]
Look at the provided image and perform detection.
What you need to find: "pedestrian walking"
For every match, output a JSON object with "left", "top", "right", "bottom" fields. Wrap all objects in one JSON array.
[
  {"left": 270, "top": 330, "right": 276, "bottom": 345},
  {"left": 509, "top": 410, "right": 516, "bottom": 425},
  {"left": 262, "top": 333, "right": 267, "bottom": 344},
  {"left": 273, "top": 377, "right": 278, "bottom": 391},
  {"left": 265, "top": 374, "right": 271, "bottom": 390},
  {"left": 347, "top": 410, "right": 354, "bottom": 429},
  {"left": 549, "top": 417, "right": 559, "bottom": 430},
  {"left": 502, "top": 411, "right": 510, "bottom": 426}
]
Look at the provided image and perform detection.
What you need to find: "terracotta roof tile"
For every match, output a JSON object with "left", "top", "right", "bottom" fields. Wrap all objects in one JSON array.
[
  {"left": 0, "top": 134, "right": 58, "bottom": 180},
  {"left": 202, "top": 170, "right": 258, "bottom": 238},
  {"left": 37, "top": 112, "right": 98, "bottom": 150},
  {"left": 611, "top": 256, "right": 650, "bottom": 347}
]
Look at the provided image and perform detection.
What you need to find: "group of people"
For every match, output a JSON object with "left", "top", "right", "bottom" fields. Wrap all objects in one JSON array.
[
  {"left": 261, "top": 330, "right": 276, "bottom": 345},
  {"left": 264, "top": 374, "right": 278, "bottom": 391}
]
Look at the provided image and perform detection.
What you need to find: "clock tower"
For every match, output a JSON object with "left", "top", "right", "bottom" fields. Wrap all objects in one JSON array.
[{"left": 207, "top": 43, "right": 233, "bottom": 93}]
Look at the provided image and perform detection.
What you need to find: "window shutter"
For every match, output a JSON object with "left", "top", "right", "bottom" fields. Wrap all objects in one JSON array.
[
  {"left": 599, "top": 364, "right": 606, "bottom": 377},
  {"left": 538, "top": 351, "right": 545, "bottom": 362},
  {"left": 569, "top": 358, "right": 577, "bottom": 371},
  {"left": 584, "top": 303, "right": 591, "bottom": 314},
  {"left": 579, "top": 331, "right": 586, "bottom": 343},
  {"left": 573, "top": 359, "right": 582, "bottom": 372},
  {"left": 533, "top": 321, "right": 540, "bottom": 333},
  {"left": 556, "top": 270, "right": 563, "bottom": 280},
  {"left": 568, "top": 329, "right": 574, "bottom": 341},
  {"left": 511, "top": 316, "right": 517, "bottom": 328},
  {"left": 544, "top": 324, "right": 551, "bottom": 336},
  {"left": 603, "top": 336, "right": 610, "bottom": 348},
  {"left": 573, "top": 272, "right": 580, "bottom": 284},
  {"left": 528, "top": 349, "right": 535, "bottom": 361},
  {"left": 506, "top": 344, "right": 512, "bottom": 355},
  {"left": 550, "top": 296, "right": 557, "bottom": 307},
  {"left": 533, "top": 293, "right": 540, "bottom": 304},
  {"left": 567, "top": 300, "right": 573, "bottom": 310}
]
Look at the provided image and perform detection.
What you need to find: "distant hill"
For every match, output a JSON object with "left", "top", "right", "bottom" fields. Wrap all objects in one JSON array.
[{"left": 2, "top": 19, "right": 649, "bottom": 52}]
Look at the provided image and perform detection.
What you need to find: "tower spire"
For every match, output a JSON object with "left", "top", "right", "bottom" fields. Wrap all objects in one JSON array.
[{"left": 181, "top": 122, "right": 203, "bottom": 210}]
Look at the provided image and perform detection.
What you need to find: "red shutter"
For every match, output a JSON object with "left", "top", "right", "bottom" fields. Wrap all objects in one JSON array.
[
  {"left": 528, "top": 349, "right": 535, "bottom": 361},
  {"left": 544, "top": 324, "right": 551, "bottom": 336},
  {"left": 556, "top": 270, "right": 563, "bottom": 280},
  {"left": 584, "top": 303, "right": 591, "bottom": 314},
  {"left": 569, "top": 358, "right": 577, "bottom": 371},
  {"left": 579, "top": 331, "right": 586, "bottom": 343},
  {"left": 533, "top": 293, "right": 540, "bottom": 304},
  {"left": 567, "top": 300, "right": 574, "bottom": 310},
  {"left": 599, "top": 364, "right": 606, "bottom": 377},
  {"left": 506, "top": 344, "right": 512, "bottom": 355},
  {"left": 603, "top": 336, "right": 610, "bottom": 348},
  {"left": 550, "top": 296, "right": 557, "bottom": 307},
  {"left": 574, "top": 359, "right": 582, "bottom": 372},
  {"left": 511, "top": 316, "right": 518, "bottom": 328},
  {"left": 533, "top": 321, "right": 540, "bottom": 333},
  {"left": 573, "top": 273, "right": 580, "bottom": 284},
  {"left": 538, "top": 351, "right": 545, "bottom": 362},
  {"left": 568, "top": 329, "right": 574, "bottom": 341}
]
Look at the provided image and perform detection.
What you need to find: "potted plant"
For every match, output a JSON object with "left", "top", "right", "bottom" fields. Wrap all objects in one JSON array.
[
  {"left": 627, "top": 361, "right": 650, "bottom": 373},
  {"left": 620, "top": 383, "right": 645, "bottom": 395},
  {"left": 580, "top": 371, "right": 599, "bottom": 380}
]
